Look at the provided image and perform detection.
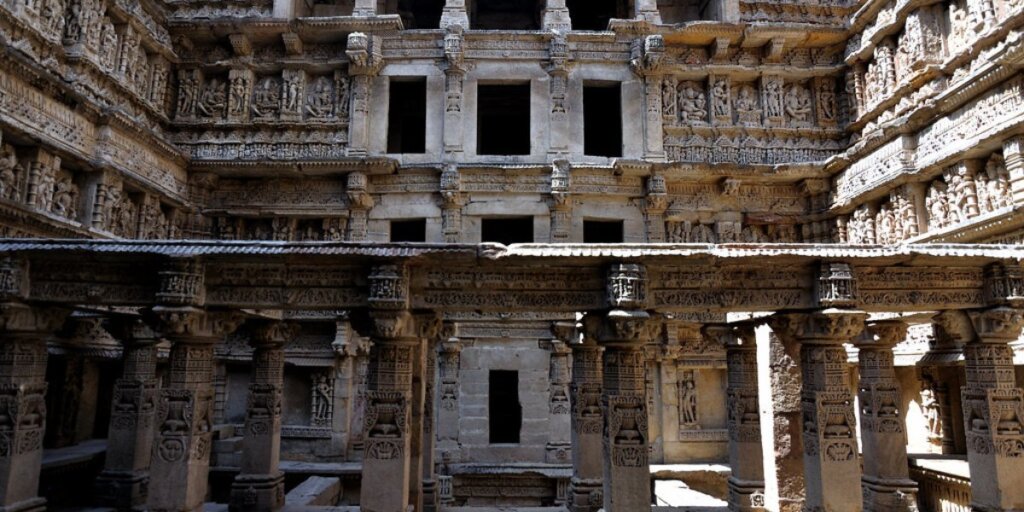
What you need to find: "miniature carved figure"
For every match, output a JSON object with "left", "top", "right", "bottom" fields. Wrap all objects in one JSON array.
[
  {"left": 197, "top": 78, "right": 227, "bottom": 118},
  {"left": 678, "top": 82, "right": 707, "bottom": 123},
  {"left": 306, "top": 76, "right": 334, "bottom": 118},
  {"left": 252, "top": 77, "right": 281, "bottom": 118},
  {"left": 784, "top": 84, "right": 813, "bottom": 124}
]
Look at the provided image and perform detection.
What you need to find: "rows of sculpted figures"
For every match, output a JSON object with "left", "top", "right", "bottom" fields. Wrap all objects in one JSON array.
[{"left": 0, "top": 0, "right": 1023, "bottom": 511}]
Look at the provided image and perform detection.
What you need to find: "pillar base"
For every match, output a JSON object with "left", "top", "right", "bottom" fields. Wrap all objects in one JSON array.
[
  {"left": 95, "top": 470, "right": 149, "bottom": 511},
  {"left": 569, "top": 477, "right": 603, "bottom": 512},
  {"left": 862, "top": 478, "right": 918, "bottom": 512},
  {"left": 229, "top": 472, "right": 285, "bottom": 512},
  {"left": 0, "top": 498, "right": 45, "bottom": 512},
  {"left": 728, "top": 477, "right": 766, "bottom": 512}
]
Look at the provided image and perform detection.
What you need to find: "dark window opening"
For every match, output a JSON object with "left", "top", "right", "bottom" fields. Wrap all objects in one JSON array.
[
  {"left": 390, "top": 218, "right": 427, "bottom": 242},
  {"left": 471, "top": 0, "right": 542, "bottom": 29},
  {"left": 387, "top": 78, "right": 427, "bottom": 154},
  {"left": 482, "top": 217, "right": 534, "bottom": 245},
  {"left": 567, "top": 0, "right": 630, "bottom": 30},
  {"left": 584, "top": 220, "right": 624, "bottom": 243},
  {"left": 489, "top": 370, "right": 521, "bottom": 444},
  {"left": 310, "top": 0, "right": 355, "bottom": 16},
  {"left": 659, "top": 0, "right": 706, "bottom": 23},
  {"left": 396, "top": 0, "right": 443, "bottom": 28},
  {"left": 477, "top": 83, "right": 531, "bottom": 156},
  {"left": 583, "top": 84, "right": 622, "bottom": 157}
]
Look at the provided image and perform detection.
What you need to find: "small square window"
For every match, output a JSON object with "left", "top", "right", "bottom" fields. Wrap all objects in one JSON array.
[
  {"left": 481, "top": 217, "right": 534, "bottom": 245},
  {"left": 477, "top": 84, "right": 531, "bottom": 156},
  {"left": 390, "top": 219, "right": 427, "bottom": 242},
  {"left": 387, "top": 78, "right": 427, "bottom": 154},
  {"left": 584, "top": 220, "right": 624, "bottom": 243},
  {"left": 583, "top": 84, "right": 622, "bottom": 157},
  {"left": 489, "top": 370, "right": 521, "bottom": 444}
]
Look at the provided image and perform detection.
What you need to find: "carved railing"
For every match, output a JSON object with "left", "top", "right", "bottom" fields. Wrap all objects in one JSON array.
[{"left": 909, "top": 464, "right": 971, "bottom": 512}]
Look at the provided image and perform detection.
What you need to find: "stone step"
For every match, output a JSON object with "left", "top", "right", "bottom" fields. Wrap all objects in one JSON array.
[{"left": 285, "top": 476, "right": 342, "bottom": 507}]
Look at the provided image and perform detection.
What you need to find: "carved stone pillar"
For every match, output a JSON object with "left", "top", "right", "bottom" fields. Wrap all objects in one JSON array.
[
  {"left": 352, "top": 0, "right": 376, "bottom": 16},
  {"left": 542, "top": 0, "right": 571, "bottom": 31},
  {"left": 756, "top": 322, "right": 805, "bottom": 512},
  {"left": 148, "top": 307, "right": 243, "bottom": 512},
  {"left": 230, "top": 321, "right": 299, "bottom": 512},
  {"left": 550, "top": 161, "right": 572, "bottom": 242},
  {"left": 1001, "top": 136, "right": 1024, "bottom": 206},
  {"left": 855, "top": 321, "right": 918, "bottom": 512},
  {"left": 345, "top": 33, "right": 382, "bottom": 156},
  {"left": 772, "top": 310, "right": 866, "bottom": 512},
  {"left": 0, "top": 303, "right": 66, "bottom": 512},
  {"left": 346, "top": 172, "right": 373, "bottom": 242},
  {"left": 440, "top": 0, "right": 469, "bottom": 28},
  {"left": 590, "top": 309, "right": 658, "bottom": 512},
  {"left": 359, "top": 264, "right": 437, "bottom": 512},
  {"left": 95, "top": 317, "right": 161, "bottom": 511},
  {"left": 546, "top": 335, "right": 572, "bottom": 465},
  {"left": 705, "top": 324, "right": 765, "bottom": 512},
  {"left": 440, "top": 165, "right": 464, "bottom": 244},
  {"left": 442, "top": 27, "right": 465, "bottom": 155},
  {"left": 568, "top": 326, "right": 604, "bottom": 512},
  {"left": 644, "top": 175, "right": 668, "bottom": 242},
  {"left": 634, "top": 0, "right": 663, "bottom": 23},
  {"left": 548, "top": 34, "right": 570, "bottom": 156},
  {"left": 630, "top": 36, "right": 665, "bottom": 162},
  {"left": 436, "top": 338, "right": 462, "bottom": 453},
  {"left": 962, "top": 306, "right": 1024, "bottom": 511},
  {"left": 362, "top": 310, "right": 419, "bottom": 512}
]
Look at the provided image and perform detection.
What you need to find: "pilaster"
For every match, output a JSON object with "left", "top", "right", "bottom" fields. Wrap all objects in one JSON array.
[
  {"left": 542, "top": 0, "right": 572, "bottom": 31},
  {"left": 756, "top": 321, "right": 805, "bottom": 512},
  {"left": 1001, "top": 136, "right": 1024, "bottom": 206},
  {"left": 439, "top": 0, "right": 469, "bottom": 29},
  {"left": 230, "top": 321, "right": 299, "bottom": 512},
  {"left": 95, "top": 316, "right": 161, "bottom": 511},
  {"left": 962, "top": 306, "right": 1024, "bottom": 511},
  {"left": 855, "top": 321, "right": 918, "bottom": 512},
  {"left": 567, "top": 321, "right": 604, "bottom": 512},
  {"left": 546, "top": 327, "right": 573, "bottom": 466},
  {"left": 346, "top": 32, "right": 383, "bottom": 157},
  {"left": 0, "top": 302, "right": 67, "bottom": 512},
  {"left": 442, "top": 26, "right": 466, "bottom": 155},
  {"left": 771, "top": 310, "right": 867, "bottom": 512}
]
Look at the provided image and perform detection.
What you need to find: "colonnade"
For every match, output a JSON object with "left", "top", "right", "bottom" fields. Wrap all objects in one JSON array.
[{"left": 0, "top": 277, "right": 1022, "bottom": 511}]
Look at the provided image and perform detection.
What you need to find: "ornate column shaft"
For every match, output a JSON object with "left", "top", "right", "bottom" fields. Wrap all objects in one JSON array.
[
  {"left": 440, "top": 0, "right": 468, "bottom": 28},
  {"left": 148, "top": 307, "right": 243, "bottom": 512},
  {"left": 345, "top": 33, "right": 382, "bottom": 157},
  {"left": 772, "top": 310, "right": 866, "bottom": 512},
  {"left": 443, "top": 27, "right": 466, "bottom": 155},
  {"left": 706, "top": 324, "right": 765, "bottom": 512},
  {"left": 230, "top": 321, "right": 298, "bottom": 512},
  {"left": 856, "top": 321, "right": 918, "bottom": 511},
  {"left": 546, "top": 331, "right": 573, "bottom": 467},
  {"left": 1001, "top": 136, "right": 1024, "bottom": 206},
  {"left": 588, "top": 262, "right": 659, "bottom": 512},
  {"left": 962, "top": 306, "right": 1024, "bottom": 511},
  {"left": 0, "top": 303, "right": 66, "bottom": 512},
  {"left": 757, "top": 322, "right": 805, "bottom": 512},
  {"left": 359, "top": 264, "right": 437, "bottom": 512},
  {"left": 568, "top": 327, "right": 604, "bottom": 512},
  {"left": 95, "top": 317, "right": 161, "bottom": 511}
]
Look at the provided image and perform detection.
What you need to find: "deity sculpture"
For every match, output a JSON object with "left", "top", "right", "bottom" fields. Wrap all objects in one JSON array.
[
  {"left": 678, "top": 82, "right": 707, "bottom": 123},
  {"left": 306, "top": 77, "right": 334, "bottom": 118},
  {"left": 252, "top": 77, "right": 281, "bottom": 118},
  {"left": 197, "top": 78, "right": 227, "bottom": 118},
  {"left": 784, "top": 84, "right": 813, "bottom": 125}
]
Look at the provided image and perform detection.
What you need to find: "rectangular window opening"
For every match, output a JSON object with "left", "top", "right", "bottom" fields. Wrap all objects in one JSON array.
[
  {"left": 584, "top": 220, "right": 624, "bottom": 243},
  {"left": 471, "top": 0, "right": 543, "bottom": 30},
  {"left": 481, "top": 217, "right": 534, "bottom": 245},
  {"left": 390, "top": 219, "right": 427, "bottom": 242},
  {"left": 489, "top": 370, "right": 521, "bottom": 444},
  {"left": 387, "top": 78, "right": 427, "bottom": 154},
  {"left": 567, "top": 0, "right": 629, "bottom": 30},
  {"left": 477, "top": 83, "right": 531, "bottom": 156},
  {"left": 395, "top": 0, "right": 444, "bottom": 28},
  {"left": 584, "top": 84, "right": 622, "bottom": 158}
]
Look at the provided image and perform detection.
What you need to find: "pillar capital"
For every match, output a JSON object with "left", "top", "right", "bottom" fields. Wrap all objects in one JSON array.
[
  {"left": 249, "top": 320, "right": 300, "bottom": 348},
  {"left": 768, "top": 309, "right": 866, "bottom": 345},
  {"left": 857, "top": 319, "right": 908, "bottom": 349},
  {"left": 0, "top": 302, "right": 68, "bottom": 335},
  {"left": 582, "top": 310, "right": 661, "bottom": 346},
  {"left": 968, "top": 306, "right": 1024, "bottom": 344},
  {"left": 148, "top": 306, "right": 244, "bottom": 342},
  {"left": 367, "top": 310, "right": 441, "bottom": 342},
  {"left": 103, "top": 315, "right": 160, "bottom": 347}
]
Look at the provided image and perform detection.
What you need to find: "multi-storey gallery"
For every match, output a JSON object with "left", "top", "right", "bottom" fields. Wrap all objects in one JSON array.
[{"left": 0, "top": 0, "right": 1022, "bottom": 511}]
